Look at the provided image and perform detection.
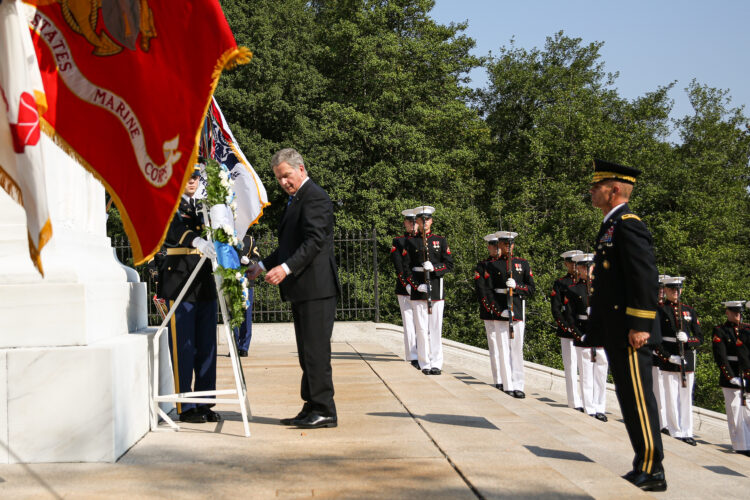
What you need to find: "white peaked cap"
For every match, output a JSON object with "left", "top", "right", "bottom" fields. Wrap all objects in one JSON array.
[
  {"left": 483, "top": 233, "right": 499, "bottom": 242},
  {"left": 495, "top": 231, "right": 518, "bottom": 241},
  {"left": 401, "top": 208, "right": 416, "bottom": 218},
  {"left": 414, "top": 206, "right": 435, "bottom": 216},
  {"left": 658, "top": 274, "right": 671, "bottom": 284},
  {"left": 663, "top": 276, "right": 685, "bottom": 287},
  {"left": 572, "top": 253, "right": 594, "bottom": 263},
  {"left": 560, "top": 250, "right": 583, "bottom": 259},
  {"left": 722, "top": 300, "right": 746, "bottom": 309}
]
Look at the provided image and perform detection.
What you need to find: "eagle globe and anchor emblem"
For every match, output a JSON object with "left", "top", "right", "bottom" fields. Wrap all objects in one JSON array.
[{"left": 38, "top": 0, "right": 157, "bottom": 56}]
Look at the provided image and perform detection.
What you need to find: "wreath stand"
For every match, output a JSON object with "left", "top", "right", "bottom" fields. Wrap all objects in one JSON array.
[{"left": 149, "top": 204, "right": 252, "bottom": 437}]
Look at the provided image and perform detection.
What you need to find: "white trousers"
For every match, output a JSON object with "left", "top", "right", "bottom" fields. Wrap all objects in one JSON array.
[
  {"left": 652, "top": 366, "right": 667, "bottom": 429},
  {"left": 561, "top": 338, "right": 581, "bottom": 408},
  {"left": 397, "top": 294, "right": 418, "bottom": 361},
  {"left": 412, "top": 300, "right": 444, "bottom": 370},
  {"left": 576, "top": 346, "right": 608, "bottom": 415},
  {"left": 661, "top": 371, "right": 694, "bottom": 438},
  {"left": 493, "top": 319, "right": 525, "bottom": 391},
  {"left": 722, "top": 387, "right": 750, "bottom": 451},
  {"left": 484, "top": 320, "right": 502, "bottom": 385}
]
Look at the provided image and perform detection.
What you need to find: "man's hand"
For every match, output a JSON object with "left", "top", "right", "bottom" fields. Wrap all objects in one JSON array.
[
  {"left": 246, "top": 263, "right": 264, "bottom": 280},
  {"left": 506, "top": 278, "right": 516, "bottom": 289},
  {"left": 669, "top": 354, "right": 682, "bottom": 365},
  {"left": 628, "top": 329, "right": 650, "bottom": 349},
  {"left": 265, "top": 265, "right": 288, "bottom": 285},
  {"left": 422, "top": 261, "right": 434, "bottom": 272},
  {"left": 240, "top": 255, "right": 250, "bottom": 265},
  {"left": 676, "top": 331, "right": 688, "bottom": 343},
  {"left": 417, "top": 284, "right": 429, "bottom": 293}
]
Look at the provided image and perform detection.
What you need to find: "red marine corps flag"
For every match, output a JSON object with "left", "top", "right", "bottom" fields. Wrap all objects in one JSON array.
[{"left": 24, "top": 0, "right": 251, "bottom": 264}]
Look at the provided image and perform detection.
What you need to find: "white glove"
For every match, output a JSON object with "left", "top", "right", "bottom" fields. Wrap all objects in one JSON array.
[
  {"left": 240, "top": 255, "right": 250, "bottom": 265},
  {"left": 580, "top": 334, "right": 587, "bottom": 343},
  {"left": 676, "top": 331, "right": 688, "bottom": 343},
  {"left": 406, "top": 285, "right": 412, "bottom": 294},
  {"left": 422, "top": 261, "right": 434, "bottom": 272},
  {"left": 191, "top": 237, "right": 216, "bottom": 260},
  {"left": 417, "top": 284, "right": 429, "bottom": 293},
  {"left": 669, "top": 355, "right": 682, "bottom": 364},
  {"left": 730, "top": 377, "right": 742, "bottom": 387},
  {"left": 506, "top": 278, "right": 516, "bottom": 289}
]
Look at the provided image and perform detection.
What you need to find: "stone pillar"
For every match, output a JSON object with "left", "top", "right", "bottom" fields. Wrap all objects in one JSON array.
[{"left": 0, "top": 135, "right": 150, "bottom": 463}]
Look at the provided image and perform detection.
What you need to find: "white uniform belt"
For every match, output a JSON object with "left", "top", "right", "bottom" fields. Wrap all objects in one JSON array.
[
  {"left": 578, "top": 315, "right": 588, "bottom": 320},
  {"left": 662, "top": 336, "right": 676, "bottom": 342},
  {"left": 727, "top": 355, "right": 738, "bottom": 361},
  {"left": 412, "top": 266, "right": 425, "bottom": 272},
  {"left": 494, "top": 288, "right": 508, "bottom": 294}
]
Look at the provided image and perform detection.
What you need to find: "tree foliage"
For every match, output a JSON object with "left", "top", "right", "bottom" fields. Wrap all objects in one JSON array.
[{"left": 108, "top": 2, "right": 750, "bottom": 412}]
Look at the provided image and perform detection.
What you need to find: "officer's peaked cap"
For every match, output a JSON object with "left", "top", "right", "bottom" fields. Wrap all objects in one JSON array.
[
  {"left": 722, "top": 300, "right": 745, "bottom": 312},
  {"left": 658, "top": 274, "right": 671, "bottom": 284},
  {"left": 483, "top": 233, "right": 499, "bottom": 243},
  {"left": 572, "top": 253, "right": 594, "bottom": 263},
  {"left": 592, "top": 158, "right": 641, "bottom": 185},
  {"left": 414, "top": 206, "right": 435, "bottom": 217},
  {"left": 191, "top": 164, "right": 202, "bottom": 177},
  {"left": 663, "top": 276, "right": 685, "bottom": 288},
  {"left": 495, "top": 231, "right": 518, "bottom": 241},
  {"left": 560, "top": 250, "right": 583, "bottom": 260},
  {"left": 401, "top": 208, "right": 416, "bottom": 220}
]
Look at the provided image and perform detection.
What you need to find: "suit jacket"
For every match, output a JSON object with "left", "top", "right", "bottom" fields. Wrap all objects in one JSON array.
[
  {"left": 589, "top": 203, "right": 660, "bottom": 350},
  {"left": 262, "top": 179, "right": 340, "bottom": 303}
]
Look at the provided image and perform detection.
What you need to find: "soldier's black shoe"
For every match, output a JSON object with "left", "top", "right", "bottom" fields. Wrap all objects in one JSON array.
[
  {"left": 199, "top": 407, "right": 222, "bottom": 422},
  {"left": 621, "top": 470, "right": 638, "bottom": 481},
  {"left": 495, "top": 384, "right": 504, "bottom": 391},
  {"left": 504, "top": 390, "right": 515, "bottom": 397},
  {"left": 280, "top": 410, "right": 309, "bottom": 426},
  {"left": 293, "top": 413, "right": 337, "bottom": 429},
  {"left": 681, "top": 437, "right": 697, "bottom": 446},
  {"left": 627, "top": 470, "right": 667, "bottom": 492},
  {"left": 736, "top": 450, "right": 750, "bottom": 456},
  {"left": 430, "top": 368, "right": 442, "bottom": 375},
  {"left": 410, "top": 360, "right": 420, "bottom": 369},
  {"left": 594, "top": 413, "right": 608, "bottom": 422},
  {"left": 422, "top": 369, "right": 431, "bottom": 375},
  {"left": 179, "top": 408, "right": 207, "bottom": 424},
  {"left": 238, "top": 349, "right": 248, "bottom": 357},
  {"left": 661, "top": 427, "right": 670, "bottom": 435},
  {"left": 575, "top": 407, "right": 585, "bottom": 413},
  {"left": 512, "top": 390, "right": 525, "bottom": 399}
]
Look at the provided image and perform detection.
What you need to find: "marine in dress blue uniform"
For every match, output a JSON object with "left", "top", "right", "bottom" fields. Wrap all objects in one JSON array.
[
  {"left": 159, "top": 165, "right": 220, "bottom": 424},
  {"left": 551, "top": 250, "right": 583, "bottom": 410},
  {"left": 475, "top": 233, "right": 503, "bottom": 389},
  {"left": 390, "top": 209, "right": 418, "bottom": 368},
  {"left": 587, "top": 159, "right": 665, "bottom": 491}
]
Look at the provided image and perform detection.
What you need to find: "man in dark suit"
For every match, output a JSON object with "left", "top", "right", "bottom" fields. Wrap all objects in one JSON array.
[
  {"left": 588, "top": 159, "right": 665, "bottom": 491},
  {"left": 247, "top": 148, "right": 340, "bottom": 429}
]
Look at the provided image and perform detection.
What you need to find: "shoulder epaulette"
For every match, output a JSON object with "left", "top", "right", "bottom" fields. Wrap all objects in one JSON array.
[{"left": 621, "top": 214, "right": 641, "bottom": 221}]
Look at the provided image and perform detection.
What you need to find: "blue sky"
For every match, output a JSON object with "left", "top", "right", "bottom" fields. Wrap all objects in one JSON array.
[{"left": 431, "top": 0, "right": 750, "bottom": 137}]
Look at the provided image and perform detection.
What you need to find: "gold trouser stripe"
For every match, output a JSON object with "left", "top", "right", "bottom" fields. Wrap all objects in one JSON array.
[
  {"left": 628, "top": 346, "right": 654, "bottom": 473},
  {"left": 626, "top": 307, "right": 656, "bottom": 319},
  {"left": 169, "top": 301, "right": 182, "bottom": 414}
]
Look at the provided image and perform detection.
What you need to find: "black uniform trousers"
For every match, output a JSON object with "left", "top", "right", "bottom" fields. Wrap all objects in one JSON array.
[
  {"left": 292, "top": 295, "right": 338, "bottom": 417},
  {"left": 606, "top": 344, "right": 664, "bottom": 474},
  {"left": 168, "top": 299, "right": 218, "bottom": 414}
]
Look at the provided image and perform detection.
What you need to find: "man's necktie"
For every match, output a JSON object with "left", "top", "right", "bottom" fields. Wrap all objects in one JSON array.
[{"left": 287, "top": 195, "right": 293, "bottom": 206}]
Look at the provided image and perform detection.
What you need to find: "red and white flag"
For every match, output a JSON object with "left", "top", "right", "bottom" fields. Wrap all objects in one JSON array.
[{"left": 0, "top": 0, "right": 52, "bottom": 276}]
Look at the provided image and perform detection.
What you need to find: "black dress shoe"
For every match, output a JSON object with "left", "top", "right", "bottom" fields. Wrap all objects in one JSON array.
[
  {"left": 179, "top": 408, "right": 207, "bottom": 424},
  {"left": 495, "top": 384, "right": 504, "bottom": 391},
  {"left": 238, "top": 349, "right": 248, "bottom": 357},
  {"left": 410, "top": 360, "right": 420, "bottom": 369},
  {"left": 736, "top": 450, "right": 750, "bottom": 457},
  {"left": 504, "top": 390, "right": 515, "bottom": 396},
  {"left": 513, "top": 390, "right": 526, "bottom": 399},
  {"left": 575, "top": 407, "right": 585, "bottom": 413},
  {"left": 661, "top": 427, "right": 670, "bottom": 435},
  {"left": 680, "top": 437, "right": 697, "bottom": 446},
  {"left": 280, "top": 410, "right": 309, "bottom": 426},
  {"left": 199, "top": 407, "right": 222, "bottom": 422},
  {"left": 621, "top": 470, "right": 638, "bottom": 481},
  {"left": 422, "top": 369, "right": 431, "bottom": 375},
  {"left": 627, "top": 470, "right": 667, "bottom": 492},
  {"left": 430, "top": 368, "right": 442, "bottom": 375},
  {"left": 594, "top": 412, "right": 608, "bottom": 422},
  {"left": 293, "top": 413, "right": 338, "bottom": 429}
]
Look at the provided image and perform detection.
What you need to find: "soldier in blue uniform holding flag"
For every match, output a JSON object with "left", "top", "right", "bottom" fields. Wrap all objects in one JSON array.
[
  {"left": 587, "top": 159, "right": 665, "bottom": 491},
  {"left": 159, "top": 165, "right": 221, "bottom": 424}
]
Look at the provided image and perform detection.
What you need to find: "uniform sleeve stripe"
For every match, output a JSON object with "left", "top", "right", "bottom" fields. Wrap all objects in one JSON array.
[{"left": 626, "top": 307, "right": 656, "bottom": 319}]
